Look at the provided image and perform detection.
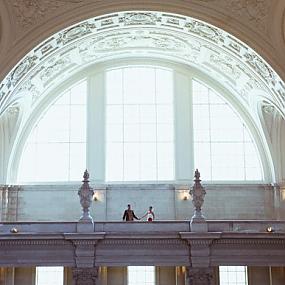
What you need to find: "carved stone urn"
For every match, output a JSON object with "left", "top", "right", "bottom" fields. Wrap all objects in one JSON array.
[
  {"left": 190, "top": 169, "right": 206, "bottom": 222},
  {"left": 78, "top": 170, "right": 94, "bottom": 223}
]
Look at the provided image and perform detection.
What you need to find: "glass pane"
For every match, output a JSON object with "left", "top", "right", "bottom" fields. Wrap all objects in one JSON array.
[
  {"left": 70, "top": 105, "right": 86, "bottom": 142},
  {"left": 124, "top": 143, "right": 140, "bottom": 181},
  {"left": 156, "top": 68, "right": 173, "bottom": 104},
  {"left": 17, "top": 80, "right": 87, "bottom": 182},
  {"left": 36, "top": 143, "right": 69, "bottom": 181},
  {"left": 125, "top": 105, "right": 140, "bottom": 124},
  {"left": 124, "top": 124, "right": 140, "bottom": 142},
  {"left": 36, "top": 267, "right": 63, "bottom": 285},
  {"left": 193, "top": 79, "right": 263, "bottom": 181},
  {"left": 140, "top": 105, "right": 156, "bottom": 123},
  {"left": 219, "top": 266, "right": 248, "bottom": 285},
  {"left": 128, "top": 266, "right": 155, "bottom": 285},
  {"left": 69, "top": 143, "right": 86, "bottom": 181},
  {"left": 106, "top": 124, "right": 123, "bottom": 142},
  {"left": 106, "top": 105, "right": 123, "bottom": 124},
  {"left": 157, "top": 124, "right": 173, "bottom": 142},
  {"left": 70, "top": 80, "right": 87, "bottom": 105},
  {"left": 140, "top": 124, "right": 156, "bottom": 142},
  {"left": 106, "top": 69, "right": 123, "bottom": 104},
  {"left": 106, "top": 142, "right": 124, "bottom": 181},
  {"left": 106, "top": 66, "right": 174, "bottom": 181}
]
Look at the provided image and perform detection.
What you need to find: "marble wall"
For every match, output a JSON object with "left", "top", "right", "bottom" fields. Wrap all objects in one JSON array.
[{"left": 1, "top": 183, "right": 282, "bottom": 222}]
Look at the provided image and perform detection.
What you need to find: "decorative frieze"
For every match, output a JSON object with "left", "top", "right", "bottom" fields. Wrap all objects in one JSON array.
[{"left": 0, "top": 11, "right": 284, "bottom": 121}]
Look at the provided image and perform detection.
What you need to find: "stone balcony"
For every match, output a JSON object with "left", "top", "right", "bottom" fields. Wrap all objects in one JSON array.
[{"left": 0, "top": 220, "right": 285, "bottom": 267}]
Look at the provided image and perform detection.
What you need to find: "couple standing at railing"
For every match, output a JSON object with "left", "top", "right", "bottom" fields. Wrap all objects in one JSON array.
[{"left": 122, "top": 204, "right": 155, "bottom": 222}]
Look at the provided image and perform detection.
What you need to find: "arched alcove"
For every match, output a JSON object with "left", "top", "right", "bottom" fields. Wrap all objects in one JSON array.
[{"left": 0, "top": 11, "right": 281, "bottom": 184}]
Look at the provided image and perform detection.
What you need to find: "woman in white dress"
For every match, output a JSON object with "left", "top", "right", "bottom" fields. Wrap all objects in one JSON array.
[{"left": 141, "top": 206, "right": 155, "bottom": 222}]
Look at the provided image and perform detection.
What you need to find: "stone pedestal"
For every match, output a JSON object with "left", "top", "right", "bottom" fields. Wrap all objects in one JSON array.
[
  {"left": 190, "top": 219, "right": 208, "bottom": 232},
  {"left": 186, "top": 268, "right": 214, "bottom": 285},
  {"left": 72, "top": 267, "right": 98, "bottom": 285},
  {"left": 76, "top": 222, "right": 94, "bottom": 233}
]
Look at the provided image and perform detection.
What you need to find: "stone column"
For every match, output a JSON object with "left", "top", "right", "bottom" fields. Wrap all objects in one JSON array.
[
  {"left": 186, "top": 267, "right": 214, "bottom": 285},
  {"left": 72, "top": 268, "right": 98, "bottom": 285}
]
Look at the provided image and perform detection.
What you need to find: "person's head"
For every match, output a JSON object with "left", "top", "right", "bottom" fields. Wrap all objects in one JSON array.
[
  {"left": 149, "top": 206, "right": 153, "bottom": 211},
  {"left": 127, "top": 204, "right": 131, "bottom": 210}
]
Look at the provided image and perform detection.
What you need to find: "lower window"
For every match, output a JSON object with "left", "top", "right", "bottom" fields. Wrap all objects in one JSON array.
[
  {"left": 36, "top": 267, "right": 64, "bottom": 285},
  {"left": 128, "top": 266, "right": 155, "bottom": 285},
  {"left": 219, "top": 266, "right": 248, "bottom": 285}
]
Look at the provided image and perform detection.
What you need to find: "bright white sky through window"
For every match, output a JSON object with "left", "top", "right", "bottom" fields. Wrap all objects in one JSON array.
[
  {"left": 105, "top": 66, "right": 174, "bottom": 181},
  {"left": 193, "top": 80, "right": 263, "bottom": 181},
  {"left": 219, "top": 266, "right": 248, "bottom": 285},
  {"left": 36, "top": 267, "right": 63, "bottom": 285},
  {"left": 18, "top": 80, "right": 87, "bottom": 182},
  {"left": 128, "top": 266, "right": 155, "bottom": 285}
]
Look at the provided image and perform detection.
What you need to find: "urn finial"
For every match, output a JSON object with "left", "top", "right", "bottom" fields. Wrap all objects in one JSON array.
[
  {"left": 190, "top": 169, "right": 206, "bottom": 222},
  {"left": 78, "top": 170, "right": 94, "bottom": 223},
  {"left": 83, "top": 169, "right": 89, "bottom": 181}
]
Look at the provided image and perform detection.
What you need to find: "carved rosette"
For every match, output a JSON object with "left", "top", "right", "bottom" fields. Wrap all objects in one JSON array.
[
  {"left": 78, "top": 170, "right": 94, "bottom": 222},
  {"left": 189, "top": 169, "right": 206, "bottom": 221},
  {"left": 186, "top": 267, "right": 214, "bottom": 285},
  {"left": 72, "top": 267, "right": 98, "bottom": 285}
]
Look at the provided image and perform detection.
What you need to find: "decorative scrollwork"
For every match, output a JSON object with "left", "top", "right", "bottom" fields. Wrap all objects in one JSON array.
[
  {"left": 227, "top": 0, "right": 271, "bottom": 31},
  {"left": 0, "top": 11, "right": 284, "bottom": 121},
  {"left": 72, "top": 267, "right": 98, "bottom": 285},
  {"left": 13, "top": 0, "right": 84, "bottom": 27}
]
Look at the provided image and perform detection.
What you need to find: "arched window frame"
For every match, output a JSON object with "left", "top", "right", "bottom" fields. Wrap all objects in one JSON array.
[{"left": 7, "top": 58, "right": 272, "bottom": 184}]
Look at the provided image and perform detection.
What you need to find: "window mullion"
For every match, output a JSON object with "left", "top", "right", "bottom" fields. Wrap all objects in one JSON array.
[
  {"left": 174, "top": 71, "right": 193, "bottom": 181},
  {"left": 87, "top": 73, "right": 105, "bottom": 182}
]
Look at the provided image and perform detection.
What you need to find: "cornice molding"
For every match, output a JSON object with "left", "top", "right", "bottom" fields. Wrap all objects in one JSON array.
[
  {"left": 214, "top": 238, "right": 285, "bottom": 246},
  {"left": 72, "top": 240, "right": 98, "bottom": 246},
  {"left": 100, "top": 239, "right": 187, "bottom": 246},
  {"left": 0, "top": 239, "right": 69, "bottom": 246}
]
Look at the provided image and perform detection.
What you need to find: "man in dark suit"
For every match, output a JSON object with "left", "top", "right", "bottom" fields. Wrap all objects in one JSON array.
[{"left": 122, "top": 204, "right": 139, "bottom": 221}]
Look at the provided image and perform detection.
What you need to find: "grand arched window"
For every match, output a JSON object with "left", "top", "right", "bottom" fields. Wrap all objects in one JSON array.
[
  {"left": 16, "top": 62, "right": 264, "bottom": 183},
  {"left": 106, "top": 66, "right": 174, "bottom": 181},
  {"left": 193, "top": 80, "right": 263, "bottom": 181},
  {"left": 17, "top": 80, "right": 87, "bottom": 182}
]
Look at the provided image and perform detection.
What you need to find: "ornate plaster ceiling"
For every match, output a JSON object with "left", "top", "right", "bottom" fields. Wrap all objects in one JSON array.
[{"left": 0, "top": 11, "right": 284, "bottom": 118}]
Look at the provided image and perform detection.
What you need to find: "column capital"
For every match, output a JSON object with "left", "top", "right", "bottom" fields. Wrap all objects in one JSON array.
[
  {"left": 72, "top": 267, "right": 98, "bottom": 285},
  {"left": 186, "top": 267, "right": 214, "bottom": 285}
]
